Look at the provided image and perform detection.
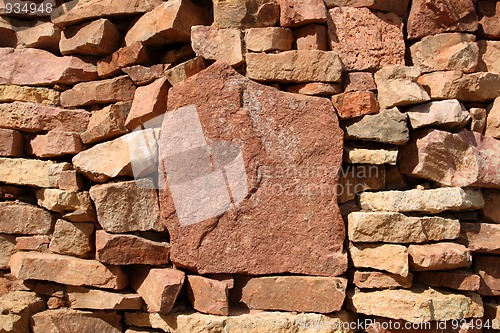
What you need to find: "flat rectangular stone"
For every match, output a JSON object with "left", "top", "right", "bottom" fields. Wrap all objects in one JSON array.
[
  {"left": 28, "top": 131, "right": 83, "bottom": 158},
  {"left": 459, "top": 222, "right": 500, "bottom": 254},
  {"left": 31, "top": 309, "right": 122, "bottom": 333},
  {"left": 49, "top": 220, "right": 94, "bottom": 258},
  {"left": 414, "top": 270, "right": 480, "bottom": 291},
  {"left": 191, "top": 26, "right": 244, "bottom": 67},
  {"left": 348, "top": 212, "right": 460, "bottom": 243},
  {"left": 67, "top": 286, "right": 143, "bottom": 310},
  {"left": 245, "top": 27, "right": 293, "bottom": 52},
  {"left": 212, "top": 0, "right": 280, "bottom": 29},
  {"left": 0, "top": 158, "right": 70, "bottom": 188},
  {"left": 0, "top": 85, "right": 60, "bottom": 105},
  {"left": 15, "top": 236, "right": 50, "bottom": 252},
  {"left": 350, "top": 243, "right": 409, "bottom": 277},
  {"left": 408, "top": 243, "right": 472, "bottom": 271},
  {"left": 344, "top": 147, "right": 398, "bottom": 165},
  {"left": 360, "top": 187, "right": 485, "bottom": 213},
  {"left": 0, "top": 201, "right": 53, "bottom": 235},
  {"left": 353, "top": 271, "right": 412, "bottom": 289},
  {"left": 10, "top": 252, "right": 128, "bottom": 290}
]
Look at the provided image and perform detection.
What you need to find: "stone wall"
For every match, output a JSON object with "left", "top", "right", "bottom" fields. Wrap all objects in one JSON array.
[{"left": 0, "top": 0, "right": 499, "bottom": 332}]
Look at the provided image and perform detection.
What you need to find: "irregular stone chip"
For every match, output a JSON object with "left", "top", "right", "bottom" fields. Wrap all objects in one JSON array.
[
  {"left": 186, "top": 275, "right": 230, "bottom": 316},
  {"left": 459, "top": 222, "right": 500, "bottom": 254},
  {"left": 349, "top": 243, "right": 409, "bottom": 277},
  {"left": 60, "top": 18, "right": 121, "bottom": 56},
  {"left": 235, "top": 276, "right": 347, "bottom": 313},
  {"left": 0, "top": 201, "right": 53, "bottom": 235},
  {"left": 353, "top": 271, "right": 412, "bottom": 289},
  {"left": 96, "top": 230, "right": 170, "bottom": 265},
  {"left": 410, "top": 33, "right": 479, "bottom": 73},
  {"left": 247, "top": 50, "right": 342, "bottom": 82},
  {"left": 349, "top": 286, "right": 483, "bottom": 322},
  {"left": 80, "top": 102, "right": 131, "bottom": 145},
  {"left": 0, "top": 128, "right": 23, "bottom": 157},
  {"left": 327, "top": 7, "right": 405, "bottom": 71},
  {"left": 97, "top": 42, "right": 152, "bottom": 78},
  {"left": 344, "top": 147, "right": 398, "bottom": 165},
  {"left": 245, "top": 27, "right": 293, "bottom": 52},
  {"left": 375, "top": 65, "right": 430, "bottom": 109},
  {"left": 51, "top": 0, "right": 164, "bottom": 27},
  {"left": 16, "top": 236, "right": 51, "bottom": 252},
  {"left": 0, "top": 85, "right": 60, "bottom": 105},
  {"left": 123, "top": 64, "right": 166, "bottom": 86},
  {"left": 67, "top": 286, "right": 143, "bottom": 310},
  {"left": 10, "top": 252, "right": 128, "bottom": 290},
  {"left": 60, "top": 76, "right": 136, "bottom": 107},
  {"left": 407, "top": 99, "right": 470, "bottom": 130},
  {"left": 342, "top": 107, "right": 409, "bottom": 144},
  {"left": 0, "top": 47, "right": 97, "bottom": 86},
  {"left": 212, "top": 0, "right": 280, "bottom": 29},
  {"left": 360, "top": 187, "right": 485, "bottom": 213},
  {"left": 415, "top": 270, "right": 480, "bottom": 291},
  {"left": 0, "top": 291, "right": 46, "bottom": 333},
  {"left": 125, "top": 0, "right": 208, "bottom": 47},
  {"left": 332, "top": 91, "right": 379, "bottom": 119},
  {"left": 476, "top": 256, "right": 500, "bottom": 296},
  {"left": 165, "top": 57, "right": 207, "bottom": 86},
  {"left": 485, "top": 97, "right": 500, "bottom": 138},
  {"left": 344, "top": 72, "right": 377, "bottom": 92},
  {"left": 279, "top": 0, "right": 327, "bottom": 27},
  {"left": 408, "top": 243, "right": 472, "bottom": 271},
  {"left": 0, "top": 158, "right": 70, "bottom": 188},
  {"left": 0, "top": 234, "right": 16, "bottom": 269},
  {"left": 191, "top": 26, "right": 244, "bottom": 67},
  {"left": 28, "top": 131, "right": 83, "bottom": 158},
  {"left": 31, "top": 309, "right": 122, "bottom": 333},
  {"left": 90, "top": 179, "right": 163, "bottom": 233},
  {"left": 348, "top": 212, "right": 460, "bottom": 243},
  {"left": 49, "top": 220, "right": 94, "bottom": 258},
  {"left": 400, "top": 129, "right": 500, "bottom": 188}
]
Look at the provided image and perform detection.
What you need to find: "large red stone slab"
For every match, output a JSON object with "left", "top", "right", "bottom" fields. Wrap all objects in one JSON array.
[{"left": 159, "top": 62, "right": 347, "bottom": 276}]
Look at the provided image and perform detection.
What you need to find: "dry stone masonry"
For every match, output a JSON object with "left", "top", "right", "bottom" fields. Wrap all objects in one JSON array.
[{"left": 0, "top": 0, "right": 499, "bottom": 332}]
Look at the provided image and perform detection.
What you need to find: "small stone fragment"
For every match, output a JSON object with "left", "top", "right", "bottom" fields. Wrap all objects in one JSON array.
[
  {"left": 186, "top": 275, "right": 229, "bottom": 316},
  {"left": 478, "top": 40, "right": 500, "bottom": 74},
  {"left": 245, "top": 27, "right": 293, "bottom": 52},
  {"left": 279, "top": 0, "right": 327, "bottom": 27},
  {"left": 407, "top": 100, "right": 470, "bottom": 130},
  {"left": 212, "top": 0, "right": 280, "bottom": 29},
  {"left": 49, "top": 220, "right": 94, "bottom": 258},
  {"left": 0, "top": 129, "right": 23, "bottom": 157},
  {"left": 191, "top": 26, "right": 244, "bottom": 66},
  {"left": 332, "top": 91, "right": 379, "bottom": 119},
  {"left": 165, "top": 57, "right": 207, "bottom": 86},
  {"left": 126, "top": 77, "right": 169, "bottom": 130},
  {"left": 408, "top": 243, "right": 472, "bottom": 271},
  {"left": 286, "top": 82, "right": 342, "bottom": 96},
  {"left": 470, "top": 107, "right": 487, "bottom": 134},
  {"left": 295, "top": 24, "right": 328, "bottom": 50},
  {"left": 344, "top": 147, "right": 398, "bottom": 165},
  {"left": 414, "top": 270, "right": 480, "bottom": 291},
  {"left": 349, "top": 243, "right": 409, "bottom": 277},
  {"left": 67, "top": 286, "right": 143, "bottom": 310},
  {"left": 97, "top": 42, "right": 152, "bottom": 78},
  {"left": 80, "top": 102, "right": 130, "bottom": 145},
  {"left": 344, "top": 72, "right": 376, "bottom": 92},
  {"left": 353, "top": 271, "right": 412, "bottom": 289}
]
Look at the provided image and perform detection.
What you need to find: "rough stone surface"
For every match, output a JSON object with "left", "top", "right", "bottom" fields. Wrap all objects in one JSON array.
[
  {"left": 353, "top": 271, "right": 412, "bottom": 289},
  {"left": 295, "top": 24, "right": 328, "bottom": 50},
  {"left": 130, "top": 268, "right": 185, "bottom": 314},
  {"left": 0, "top": 128, "right": 23, "bottom": 157},
  {"left": 126, "top": 77, "right": 169, "bottom": 130},
  {"left": 28, "top": 131, "right": 83, "bottom": 158},
  {"left": 342, "top": 107, "right": 409, "bottom": 144},
  {"left": 247, "top": 50, "right": 342, "bottom": 82},
  {"left": 96, "top": 230, "right": 170, "bottom": 265},
  {"left": 348, "top": 212, "right": 460, "bottom": 243},
  {"left": 482, "top": 190, "right": 500, "bottom": 223},
  {"left": 375, "top": 66, "right": 430, "bottom": 109},
  {"left": 160, "top": 63, "right": 347, "bottom": 277},
  {"left": 0, "top": 234, "right": 16, "bottom": 269},
  {"left": 0, "top": 201, "right": 53, "bottom": 235},
  {"left": 349, "top": 243, "right": 409, "bottom": 277},
  {"left": 349, "top": 287, "right": 483, "bottom": 322},
  {"left": 408, "top": 243, "right": 472, "bottom": 271},
  {"left": 60, "top": 18, "right": 121, "bottom": 56},
  {"left": 90, "top": 179, "right": 163, "bottom": 233},
  {"left": 31, "top": 309, "right": 122, "bottom": 333},
  {"left": 51, "top": 0, "right": 164, "bottom": 27},
  {"left": 476, "top": 256, "right": 500, "bottom": 296},
  {"left": 279, "top": 0, "right": 327, "bottom": 27},
  {"left": 0, "top": 47, "right": 97, "bottom": 86},
  {"left": 36, "top": 189, "right": 91, "bottom": 214},
  {"left": 15, "top": 236, "right": 50, "bottom": 252},
  {"left": 478, "top": 0, "right": 500, "bottom": 39},
  {"left": 186, "top": 275, "right": 229, "bottom": 316},
  {"left": 97, "top": 42, "right": 152, "bottom": 78},
  {"left": 415, "top": 270, "right": 480, "bottom": 291},
  {"left": 10, "top": 252, "right": 128, "bottom": 290},
  {"left": 286, "top": 82, "right": 342, "bottom": 96},
  {"left": 470, "top": 107, "right": 487, "bottom": 134},
  {"left": 327, "top": 7, "right": 405, "bottom": 71},
  {"left": 477, "top": 40, "right": 500, "bottom": 74},
  {"left": 485, "top": 97, "right": 500, "bottom": 138},
  {"left": 235, "top": 276, "right": 347, "bottom": 313},
  {"left": 49, "top": 220, "right": 94, "bottom": 258},
  {"left": 324, "top": 0, "right": 410, "bottom": 16},
  {"left": 165, "top": 57, "right": 207, "bottom": 86},
  {"left": 212, "top": 0, "right": 280, "bottom": 29},
  {"left": 0, "top": 291, "right": 46, "bottom": 333},
  {"left": 0, "top": 102, "right": 89, "bottom": 133},
  {"left": 191, "top": 26, "right": 244, "bottom": 67},
  {"left": 80, "top": 102, "right": 131, "bottom": 144},
  {"left": 60, "top": 76, "right": 136, "bottom": 107},
  {"left": 360, "top": 188, "right": 485, "bottom": 213},
  {"left": 123, "top": 64, "right": 166, "bottom": 86},
  {"left": 459, "top": 222, "right": 500, "bottom": 254},
  {"left": 410, "top": 33, "right": 479, "bottom": 73},
  {"left": 67, "top": 286, "right": 143, "bottom": 310},
  {"left": 0, "top": 158, "right": 70, "bottom": 188},
  {"left": 344, "top": 72, "right": 376, "bottom": 92},
  {"left": 400, "top": 129, "right": 500, "bottom": 188},
  {"left": 344, "top": 147, "right": 398, "bottom": 165},
  {"left": 407, "top": 100, "right": 470, "bottom": 130},
  {"left": 332, "top": 91, "right": 379, "bottom": 119},
  {"left": 0, "top": 85, "right": 60, "bottom": 105},
  {"left": 245, "top": 27, "right": 293, "bottom": 52}
]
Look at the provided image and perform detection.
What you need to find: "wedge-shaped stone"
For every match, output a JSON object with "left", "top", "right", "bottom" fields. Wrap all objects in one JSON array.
[
  {"left": 0, "top": 128, "right": 23, "bottom": 157},
  {"left": 348, "top": 212, "right": 460, "bottom": 243},
  {"left": 67, "top": 286, "right": 143, "bottom": 310},
  {"left": 10, "top": 252, "right": 127, "bottom": 290},
  {"left": 60, "top": 18, "right": 121, "bottom": 56},
  {"left": 327, "top": 7, "right": 405, "bottom": 71},
  {"left": 0, "top": 202, "right": 53, "bottom": 235},
  {"left": 0, "top": 158, "right": 69, "bottom": 188},
  {"left": 31, "top": 309, "right": 122, "bottom": 333},
  {"left": 0, "top": 47, "right": 97, "bottom": 86},
  {"left": 15, "top": 20, "right": 61, "bottom": 52},
  {"left": 245, "top": 27, "right": 293, "bottom": 52},
  {"left": 375, "top": 65, "right": 430, "bottom": 109},
  {"left": 97, "top": 42, "right": 152, "bottom": 78},
  {"left": 0, "top": 291, "right": 46, "bottom": 333},
  {"left": 51, "top": 0, "right": 163, "bottom": 27},
  {"left": 349, "top": 286, "right": 483, "bottom": 322},
  {"left": 332, "top": 91, "right": 379, "bottom": 119},
  {"left": 28, "top": 131, "right": 83, "bottom": 158},
  {"left": 125, "top": 0, "right": 208, "bottom": 47},
  {"left": 165, "top": 57, "right": 208, "bottom": 86},
  {"left": 96, "top": 231, "right": 169, "bottom": 265},
  {"left": 246, "top": 50, "right": 342, "bottom": 82},
  {"left": 279, "top": 0, "right": 327, "bottom": 27},
  {"left": 0, "top": 85, "right": 60, "bottom": 105},
  {"left": 0, "top": 102, "right": 89, "bottom": 133},
  {"left": 36, "top": 189, "right": 91, "bottom": 214},
  {"left": 0, "top": 235, "right": 16, "bottom": 269},
  {"left": 407, "top": 100, "right": 470, "bottom": 130},
  {"left": 131, "top": 268, "right": 185, "bottom": 314},
  {"left": 349, "top": 243, "right": 409, "bottom": 277},
  {"left": 213, "top": 0, "right": 280, "bottom": 29},
  {"left": 400, "top": 129, "right": 500, "bottom": 188},
  {"left": 360, "top": 188, "right": 485, "bottom": 213},
  {"left": 235, "top": 276, "right": 347, "bottom": 313},
  {"left": 408, "top": 243, "right": 472, "bottom": 271},
  {"left": 80, "top": 102, "right": 130, "bottom": 145},
  {"left": 60, "top": 76, "right": 136, "bottom": 108},
  {"left": 459, "top": 223, "right": 500, "bottom": 254},
  {"left": 476, "top": 256, "right": 500, "bottom": 296},
  {"left": 186, "top": 275, "right": 230, "bottom": 316},
  {"left": 49, "top": 220, "right": 94, "bottom": 258},
  {"left": 410, "top": 33, "right": 479, "bottom": 73},
  {"left": 90, "top": 179, "right": 163, "bottom": 233},
  {"left": 343, "top": 107, "right": 409, "bottom": 144},
  {"left": 353, "top": 271, "right": 412, "bottom": 289},
  {"left": 191, "top": 26, "right": 244, "bottom": 67},
  {"left": 344, "top": 147, "right": 398, "bottom": 165},
  {"left": 415, "top": 270, "right": 480, "bottom": 291}
]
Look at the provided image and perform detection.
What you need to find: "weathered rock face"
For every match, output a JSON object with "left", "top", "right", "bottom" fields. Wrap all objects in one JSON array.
[
  {"left": 459, "top": 222, "right": 500, "bottom": 254},
  {"left": 344, "top": 147, "right": 398, "bottom": 165},
  {"left": 48, "top": 220, "right": 94, "bottom": 258},
  {"left": 0, "top": 128, "right": 23, "bottom": 157},
  {"left": 245, "top": 27, "right": 293, "bottom": 52},
  {"left": 159, "top": 62, "right": 347, "bottom": 277},
  {"left": 349, "top": 243, "right": 409, "bottom": 276},
  {"left": 408, "top": 242, "right": 472, "bottom": 271},
  {"left": 80, "top": 102, "right": 130, "bottom": 145},
  {"left": 0, "top": 85, "right": 60, "bottom": 105},
  {"left": 0, "top": 202, "right": 53, "bottom": 235},
  {"left": 212, "top": 0, "right": 280, "bottom": 29},
  {"left": 165, "top": 57, "right": 208, "bottom": 86},
  {"left": 31, "top": 309, "right": 122, "bottom": 333},
  {"left": 0, "top": 235, "right": 16, "bottom": 269},
  {"left": 482, "top": 190, "right": 500, "bottom": 223},
  {"left": 186, "top": 275, "right": 230, "bottom": 316},
  {"left": 485, "top": 97, "right": 500, "bottom": 138},
  {"left": 478, "top": 40, "right": 500, "bottom": 74},
  {"left": 279, "top": 0, "right": 327, "bottom": 27},
  {"left": 400, "top": 129, "right": 500, "bottom": 188},
  {"left": 0, "top": 158, "right": 70, "bottom": 188},
  {"left": 0, "top": 291, "right": 46, "bottom": 333},
  {"left": 476, "top": 256, "right": 500, "bottom": 296},
  {"left": 407, "top": 100, "right": 470, "bottom": 130},
  {"left": 15, "top": 20, "right": 61, "bottom": 52},
  {"left": 67, "top": 286, "right": 143, "bottom": 310},
  {"left": 0, "top": 47, "right": 97, "bottom": 86},
  {"left": 332, "top": 91, "right": 379, "bottom": 119},
  {"left": 235, "top": 276, "right": 347, "bottom": 313},
  {"left": 246, "top": 50, "right": 342, "bottom": 82},
  {"left": 295, "top": 24, "right": 328, "bottom": 51},
  {"left": 353, "top": 271, "right": 413, "bottom": 289},
  {"left": 415, "top": 270, "right": 481, "bottom": 291},
  {"left": 28, "top": 131, "right": 83, "bottom": 158},
  {"left": 327, "top": 7, "right": 405, "bottom": 71},
  {"left": 191, "top": 26, "right": 244, "bottom": 67},
  {"left": 349, "top": 287, "right": 483, "bottom": 322}
]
